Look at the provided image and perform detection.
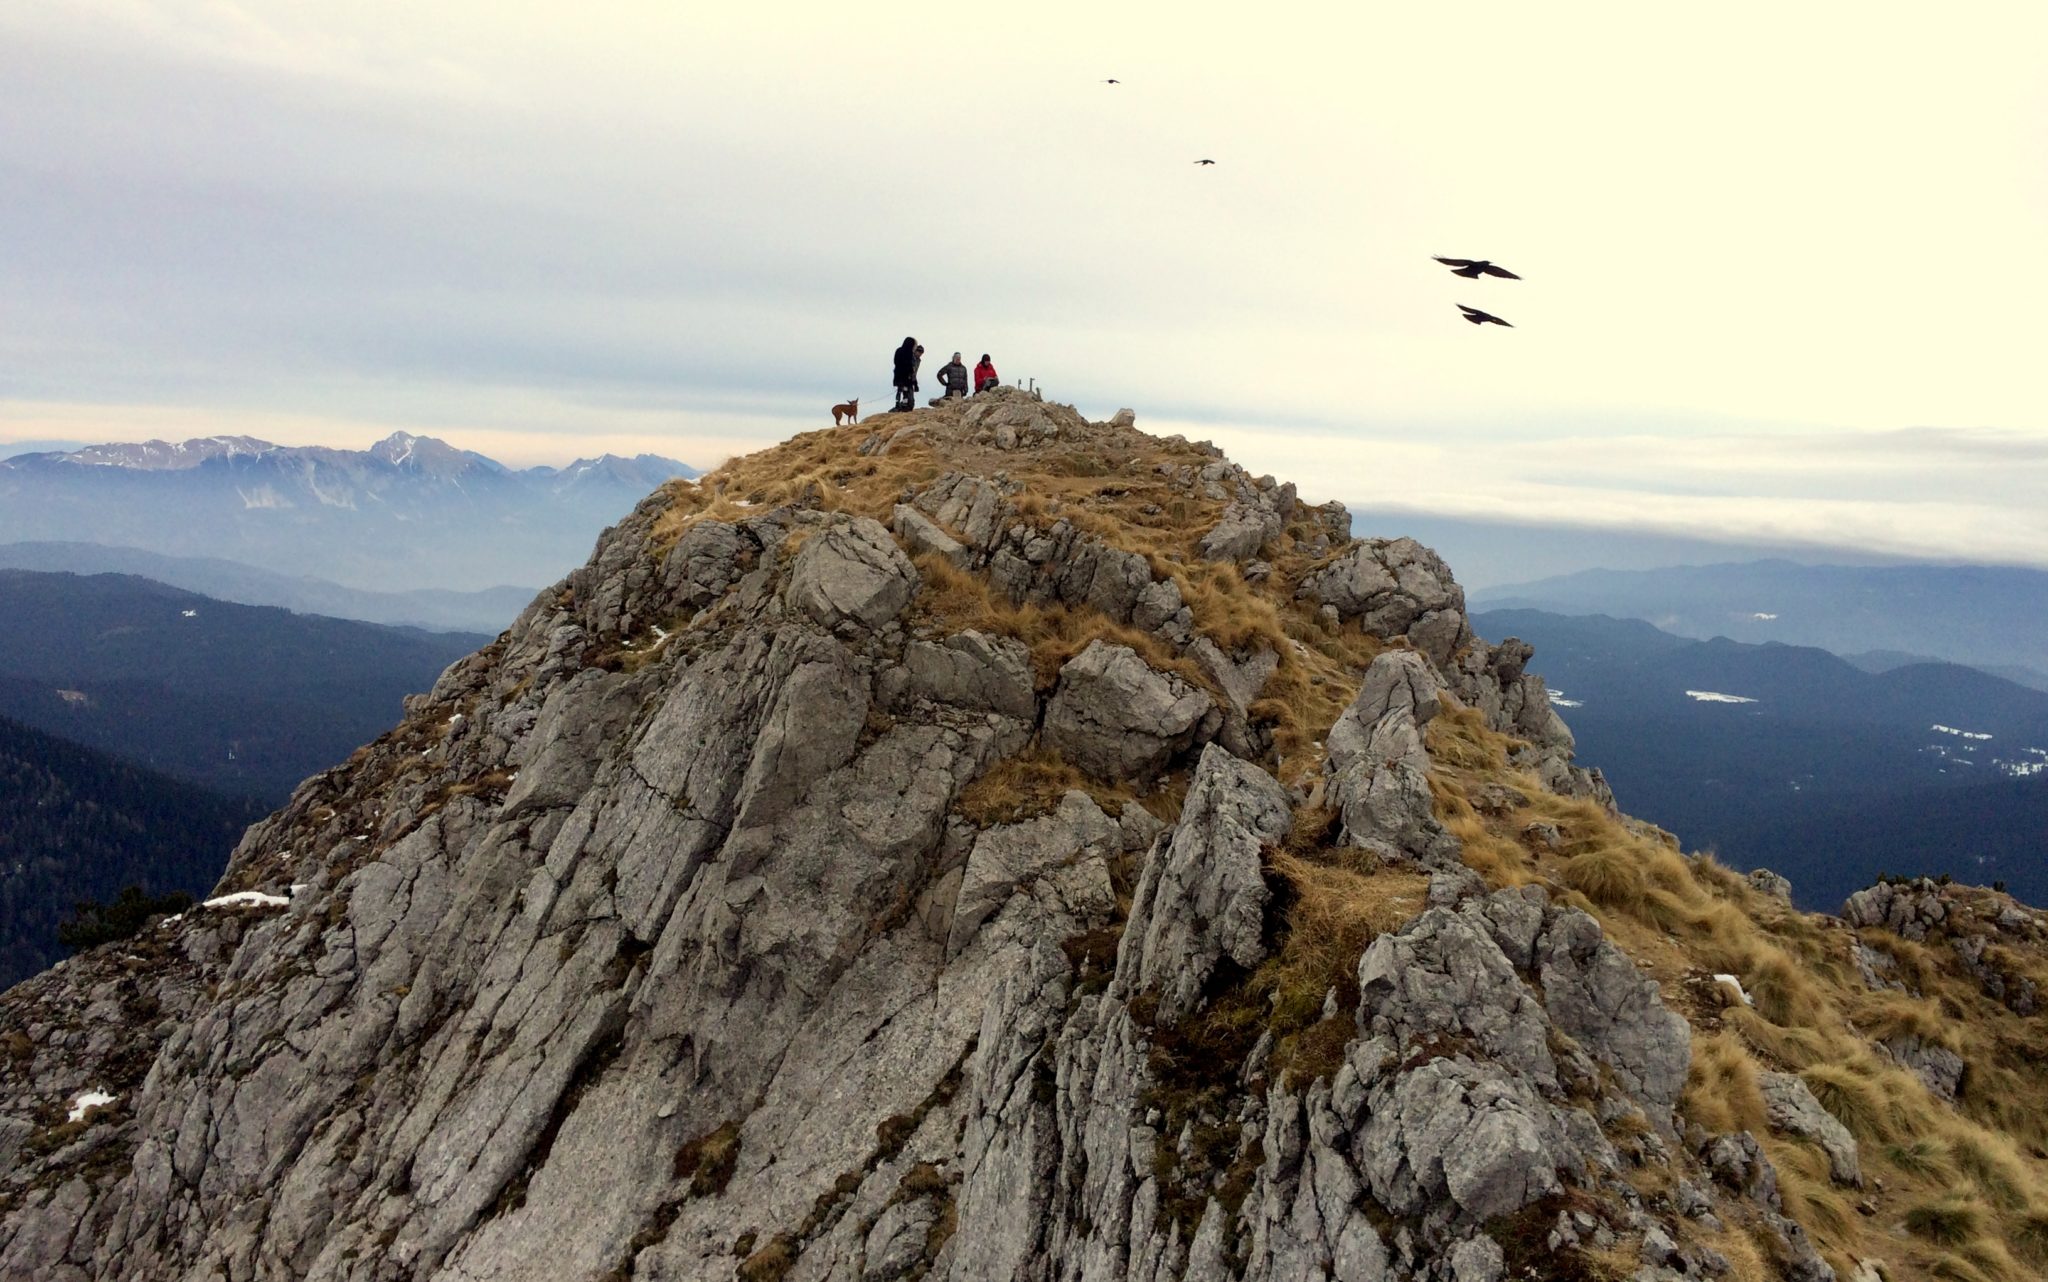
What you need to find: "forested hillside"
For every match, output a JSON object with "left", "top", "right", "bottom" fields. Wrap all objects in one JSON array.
[{"left": 0, "top": 715, "right": 261, "bottom": 988}]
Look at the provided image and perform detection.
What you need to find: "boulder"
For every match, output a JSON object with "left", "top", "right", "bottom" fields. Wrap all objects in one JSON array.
[
  {"left": 1759, "top": 1072, "right": 1862, "bottom": 1186},
  {"left": 1536, "top": 907, "right": 1692, "bottom": 1115},
  {"left": 1325, "top": 651, "right": 1457, "bottom": 866},
  {"left": 1198, "top": 500, "right": 1283, "bottom": 562},
  {"left": 1296, "top": 536, "right": 1470, "bottom": 661},
  {"left": 1878, "top": 1035, "right": 1965, "bottom": 1102},
  {"left": 1042, "top": 641, "right": 1218, "bottom": 781},
  {"left": 892, "top": 503, "right": 970, "bottom": 568},
  {"left": 1357, "top": 906, "right": 1559, "bottom": 1090},
  {"left": 1748, "top": 869, "right": 1795, "bottom": 905},
  {"left": 788, "top": 517, "right": 918, "bottom": 630}
]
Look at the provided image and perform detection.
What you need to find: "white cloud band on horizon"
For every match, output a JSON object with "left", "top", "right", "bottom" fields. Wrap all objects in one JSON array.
[
  {"left": 6, "top": 391, "right": 2044, "bottom": 571},
  {"left": 3, "top": 2, "right": 2045, "bottom": 570}
]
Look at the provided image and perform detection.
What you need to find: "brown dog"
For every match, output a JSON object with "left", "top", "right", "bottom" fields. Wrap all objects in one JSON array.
[{"left": 832, "top": 398, "right": 859, "bottom": 426}]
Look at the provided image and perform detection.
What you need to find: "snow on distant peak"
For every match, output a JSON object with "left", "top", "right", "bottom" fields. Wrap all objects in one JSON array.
[
  {"left": 1686, "top": 690, "right": 1758, "bottom": 704},
  {"left": 1547, "top": 689, "right": 1584, "bottom": 708},
  {"left": 1750, "top": 612, "right": 1778, "bottom": 621},
  {"left": 46, "top": 435, "right": 280, "bottom": 471},
  {"left": 373, "top": 431, "right": 421, "bottom": 467},
  {"left": 1932, "top": 724, "right": 1993, "bottom": 741}
]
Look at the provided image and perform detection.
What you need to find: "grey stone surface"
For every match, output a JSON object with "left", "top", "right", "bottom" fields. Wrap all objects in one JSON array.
[
  {"left": 1879, "top": 1034, "right": 1965, "bottom": 1102},
  {"left": 1116, "top": 744, "right": 1291, "bottom": 1025},
  {"left": 0, "top": 410, "right": 1882, "bottom": 1282},
  {"left": 1198, "top": 499, "right": 1284, "bottom": 562},
  {"left": 1537, "top": 907, "right": 1692, "bottom": 1116},
  {"left": 1325, "top": 650, "right": 1458, "bottom": 867},
  {"left": 1748, "top": 868, "right": 1795, "bottom": 904},
  {"left": 1042, "top": 640, "right": 1218, "bottom": 781},
  {"left": 900, "top": 630, "right": 1037, "bottom": 720},
  {"left": 1759, "top": 1072, "right": 1862, "bottom": 1186},
  {"left": 892, "top": 502, "right": 970, "bottom": 567},
  {"left": 1296, "top": 536, "right": 1471, "bottom": 663},
  {"left": 788, "top": 516, "right": 919, "bottom": 630}
]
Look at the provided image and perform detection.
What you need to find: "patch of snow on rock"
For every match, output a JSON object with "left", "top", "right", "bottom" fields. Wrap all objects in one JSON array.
[
  {"left": 201, "top": 890, "right": 291, "bottom": 911},
  {"left": 1714, "top": 974, "right": 1753, "bottom": 1005},
  {"left": 67, "top": 1089, "right": 117, "bottom": 1123}
]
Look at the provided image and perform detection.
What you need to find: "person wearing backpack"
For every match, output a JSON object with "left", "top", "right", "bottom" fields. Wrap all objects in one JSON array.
[{"left": 892, "top": 338, "right": 920, "bottom": 412}]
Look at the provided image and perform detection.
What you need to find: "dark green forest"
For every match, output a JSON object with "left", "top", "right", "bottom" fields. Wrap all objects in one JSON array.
[{"left": 0, "top": 713, "right": 262, "bottom": 988}]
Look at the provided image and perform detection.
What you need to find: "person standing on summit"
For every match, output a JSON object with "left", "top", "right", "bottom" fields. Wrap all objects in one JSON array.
[
  {"left": 892, "top": 338, "right": 919, "bottom": 412},
  {"left": 936, "top": 352, "right": 969, "bottom": 401}
]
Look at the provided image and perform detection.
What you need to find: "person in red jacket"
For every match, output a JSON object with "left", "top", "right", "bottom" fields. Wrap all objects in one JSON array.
[{"left": 973, "top": 354, "right": 999, "bottom": 393}]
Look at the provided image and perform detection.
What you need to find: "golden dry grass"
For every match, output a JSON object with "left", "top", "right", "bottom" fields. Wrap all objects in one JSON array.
[
  {"left": 1420, "top": 684, "right": 2048, "bottom": 1282},
  {"left": 953, "top": 746, "right": 1129, "bottom": 828}
]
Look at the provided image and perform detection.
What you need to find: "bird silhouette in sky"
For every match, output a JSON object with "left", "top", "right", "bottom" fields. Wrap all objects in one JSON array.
[
  {"left": 1458, "top": 304, "right": 1513, "bottom": 327},
  {"left": 1194, "top": 158, "right": 1216, "bottom": 165},
  {"left": 1435, "top": 256, "right": 1521, "bottom": 280},
  {"left": 1104, "top": 78, "right": 1120, "bottom": 84}
]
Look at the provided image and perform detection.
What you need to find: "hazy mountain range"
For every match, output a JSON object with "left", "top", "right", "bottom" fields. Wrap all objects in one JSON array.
[
  {"left": 1472, "top": 559, "right": 2048, "bottom": 686},
  {"left": 0, "top": 542, "right": 533, "bottom": 634},
  {"left": 0, "top": 570, "right": 486, "bottom": 801},
  {"left": 0, "top": 431, "right": 699, "bottom": 592},
  {"left": 1477, "top": 607, "right": 2048, "bottom": 908},
  {"left": 1344, "top": 509, "right": 1915, "bottom": 590}
]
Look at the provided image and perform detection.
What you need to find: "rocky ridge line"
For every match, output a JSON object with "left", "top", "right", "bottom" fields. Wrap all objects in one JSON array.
[{"left": 1, "top": 389, "right": 2040, "bottom": 1282}]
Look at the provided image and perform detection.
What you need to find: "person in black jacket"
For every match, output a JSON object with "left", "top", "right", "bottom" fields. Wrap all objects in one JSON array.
[
  {"left": 936, "top": 352, "right": 968, "bottom": 400},
  {"left": 892, "top": 338, "right": 920, "bottom": 412}
]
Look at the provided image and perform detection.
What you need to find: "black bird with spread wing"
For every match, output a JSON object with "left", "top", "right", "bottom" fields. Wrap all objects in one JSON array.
[
  {"left": 1104, "top": 78, "right": 1120, "bottom": 84},
  {"left": 1435, "top": 256, "right": 1521, "bottom": 280},
  {"left": 1458, "top": 304, "right": 1512, "bottom": 327},
  {"left": 1194, "top": 158, "right": 1216, "bottom": 165}
]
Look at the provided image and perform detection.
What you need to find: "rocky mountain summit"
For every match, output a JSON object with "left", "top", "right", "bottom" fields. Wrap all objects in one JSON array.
[{"left": 5, "top": 388, "right": 2047, "bottom": 1281}]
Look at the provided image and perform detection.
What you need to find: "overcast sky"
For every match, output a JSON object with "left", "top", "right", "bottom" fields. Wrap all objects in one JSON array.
[{"left": 3, "top": 2, "right": 2044, "bottom": 565}]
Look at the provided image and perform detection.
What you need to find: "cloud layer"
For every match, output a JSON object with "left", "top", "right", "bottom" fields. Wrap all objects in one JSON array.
[{"left": 2, "top": 2, "right": 2044, "bottom": 564}]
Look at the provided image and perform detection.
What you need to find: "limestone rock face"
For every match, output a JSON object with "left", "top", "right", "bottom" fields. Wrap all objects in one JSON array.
[
  {"left": 1758, "top": 1072, "right": 1862, "bottom": 1186},
  {"left": 891, "top": 502, "right": 970, "bottom": 567},
  {"left": 1042, "top": 640, "right": 1219, "bottom": 781},
  {"left": 1296, "top": 536, "right": 1471, "bottom": 664},
  {"left": 1196, "top": 497, "right": 1277, "bottom": 561},
  {"left": 1879, "top": 1034, "right": 1965, "bottom": 1101},
  {"left": 1116, "top": 744, "right": 1291, "bottom": 1025},
  {"left": 788, "top": 515, "right": 919, "bottom": 629},
  {"left": 1326, "top": 650, "right": 1459, "bottom": 867},
  {"left": 895, "top": 630, "right": 1037, "bottom": 720},
  {"left": 0, "top": 395, "right": 1887, "bottom": 1282}
]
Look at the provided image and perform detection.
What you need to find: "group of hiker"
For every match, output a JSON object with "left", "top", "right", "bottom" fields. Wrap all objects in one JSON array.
[{"left": 891, "top": 339, "right": 999, "bottom": 412}]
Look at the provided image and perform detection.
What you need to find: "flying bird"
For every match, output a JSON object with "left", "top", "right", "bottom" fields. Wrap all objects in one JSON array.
[
  {"left": 1194, "top": 158, "right": 1216, "bottom": 165},
  {"left": 1435, "top": 256, "right": 1521, "bottom": 280},
  {"left": 1458, "top": 304, "right": 1512, "bottom": 327},
  {"left": 1104, "top": 78, "right": 1120, "bottom": 84}
]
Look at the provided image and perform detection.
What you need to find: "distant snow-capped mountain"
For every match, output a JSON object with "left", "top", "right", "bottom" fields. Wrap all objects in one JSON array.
[{"left": 0, "top": 433, "right": 701, "bottom": 591}]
